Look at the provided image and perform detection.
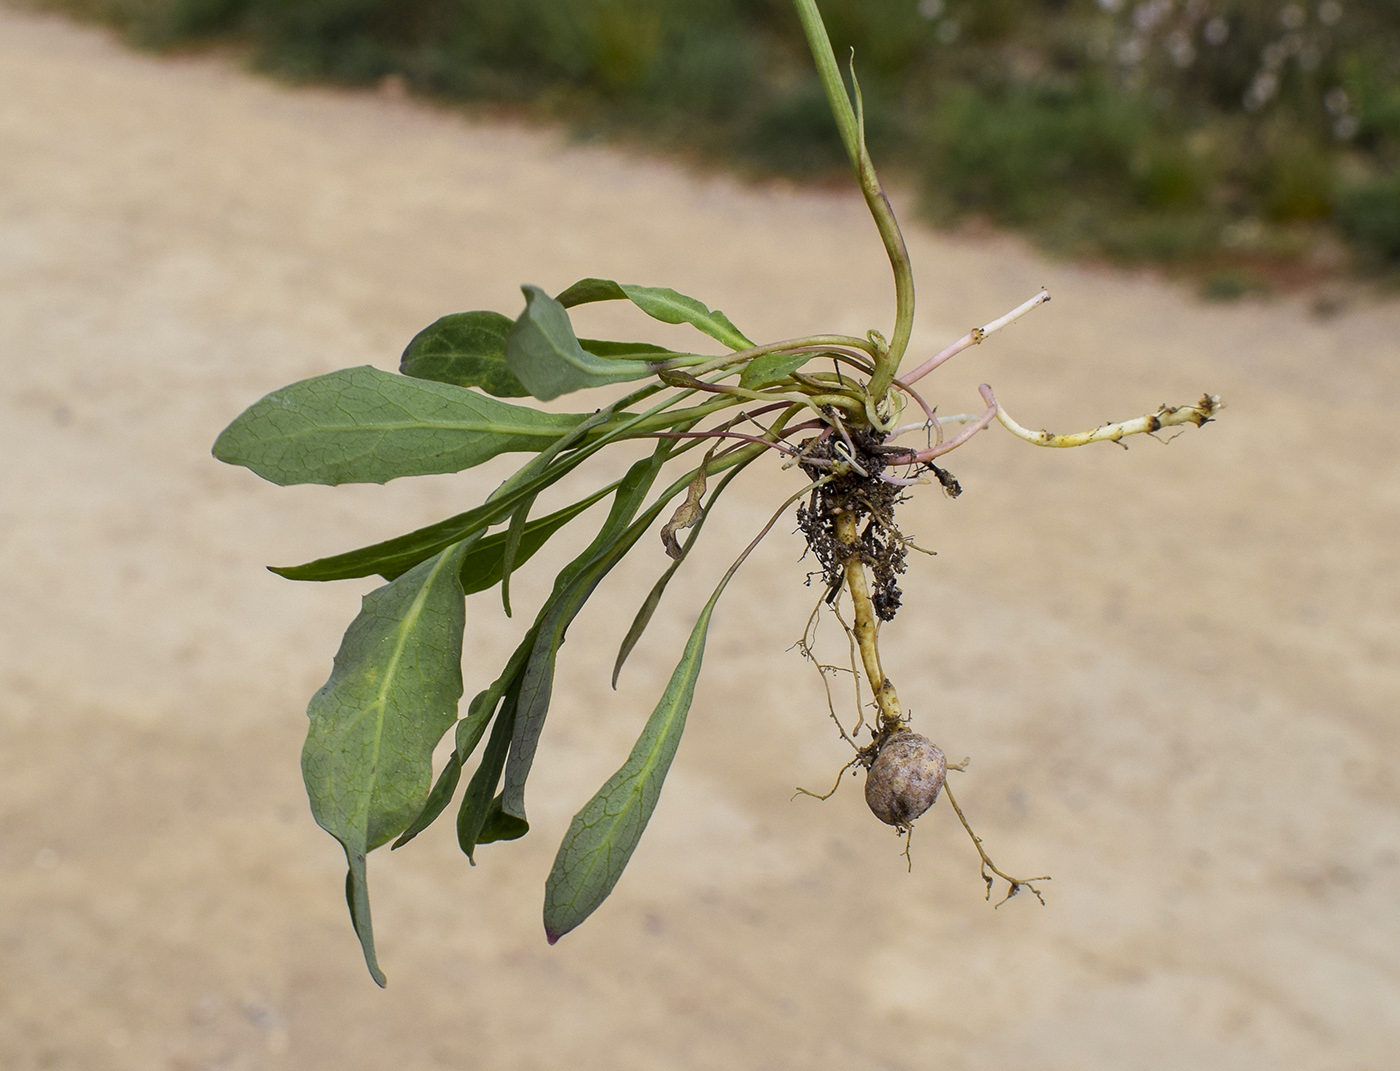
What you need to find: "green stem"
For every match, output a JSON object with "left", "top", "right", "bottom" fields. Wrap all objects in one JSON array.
[{"left": 791, "top": 0, "right": 915, "bottom": 401}]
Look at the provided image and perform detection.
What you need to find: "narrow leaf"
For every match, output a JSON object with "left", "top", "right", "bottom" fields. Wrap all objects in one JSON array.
[
  {"left": 498, "top": 494, "right": 535, "bottom": 617},
  {"left": 455, "top": 666, "right": 509, "bottom": 760},
  {"left": 454, "top": 628, "right": 537, "bottom": 861},
  {"left": 345, "top": 855, "right": 384, "bottom": 986},
  {"left": 545, "top": 468, "right": 807, "bottom": 942},
  {"left": 213, "top": 365, "right": 587, "bottom": 486},
  {"left": 739, "top": 351, "right": 811, "bottom": 390},
  {"left": 269, "top": 388, "right": 654, "bottom": 584},
  {"left": 458, "top": 484, "right": 614, "bottom": 595},
  {"left": 580, "top": 339, "right": 685, "bottom": 361},
  {"left": 271, "top": 499, "right": 509, "bottom": 583},
  {"left": 399, "top": 311, "right": 529, "bottom": 397},
  {"left": 543, "top": 575, "right": 730, "bottom": 943},
  {"left": 390, "top": 752, "right": 462, "bottom": 850},
  {"left": 611, "top": 463, "right": 746, "bottom": 688},
  {"left": 501, "top": 446, "right": 679, "bottom": 824},
  {"left": 302, "top": 537, "right": 474, "bottom": 984},
  {"left": 506, "top": 286, "right": 654, "bottom": 401},
  {"left": 458, "top": 696, "right": 518, "bottom": 863},
  {"left": 619, "top": 284, "right": 753, "bottom": 351},
  {"left": 555, "top": 277, "right": 753, "bottom": 352}
]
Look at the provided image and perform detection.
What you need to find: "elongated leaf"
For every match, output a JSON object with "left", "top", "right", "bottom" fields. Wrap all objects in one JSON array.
[
  {"left": 621, "top": 285, "right": 753, "bottom": 351},
  {"left": 556, "top": 277, "right": 753, "bottom": 352},
  {"left": 399, "top": 311, "right": 529, "bottom": 397},
  {"left": 385, "top": 612, "right": 521, "bottom": 852},
  {"left": 545, "top": 470, "right": 813, "bottom": 942},
  {"left": 344, "top": 856, "right": 379, "bottom": 984},
  {"left": 272, "top": 499, "right": 507, "bottom": 583},
  {"left": 612, "top": 560, "right": 688, "bottom": 692},
  {"left": 507, "top": 286, "right": 655, "bottom": 401},
  {"left": 580, "top": 339, "right": 685, "bottom": 361},
  {"left": 456, "top": 663, "right": 511, "bottom": 760},
  {"left": 543, "top": 571, "right": 733, "bottom": 943},
  {"left": 213, "top": 365, "right": 587, "bottom": 486},
  {"left": 458, "top": 694, "right": 519, "bottom": 863},
  {"left": 612, "top": 463, "right": 747, "bottom": 687},
  {"left": 302, "top": 537, "right": 473, "bottom": 985},
  {"left": 458, "top": 484, "right": 615, "bottom": 595},
  {"left": 268, "top": 389, "right": 663, "bottom": 582},
  {"left": 739, "top": 351, "right": 812, "bottom": 390},
  {"left": 452, "top": 627, "right": 537, "bottom": 860},
  {"left": 390, "top": 752, "right": 461, "bottom": 850},
  {"left": 501, "top": 446, "right": 680, "bottom": 824},
  {"left": 498, "top": 494, "right": 535, "bottom": 617},
  {"left": 453, "top": 686, "right": 498, "bottom": 761}
]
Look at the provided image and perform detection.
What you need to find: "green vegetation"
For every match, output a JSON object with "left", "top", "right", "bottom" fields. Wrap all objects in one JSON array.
[{"left": 47, "top": 0, "right": 1400, "bottom": 275}]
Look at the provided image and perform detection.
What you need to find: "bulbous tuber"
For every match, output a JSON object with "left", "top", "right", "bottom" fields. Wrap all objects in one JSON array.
[{"left": 864, "top": 731, "right": 946, "bottom": 828}]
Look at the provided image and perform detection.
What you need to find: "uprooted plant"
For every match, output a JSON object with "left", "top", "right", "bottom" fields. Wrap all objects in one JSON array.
[{"left": 213, "top": 0, "right": 1223, "bottom": 986}]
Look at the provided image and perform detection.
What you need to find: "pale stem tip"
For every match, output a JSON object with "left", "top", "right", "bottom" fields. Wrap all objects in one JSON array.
[{"left": 901, "top": 288, "right": 1051, "bottom": 386}]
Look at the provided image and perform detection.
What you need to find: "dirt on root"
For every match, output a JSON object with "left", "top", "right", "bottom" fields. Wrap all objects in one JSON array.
[{"left": 3, "top": 5, "right": 1400, "bottom": 1071}]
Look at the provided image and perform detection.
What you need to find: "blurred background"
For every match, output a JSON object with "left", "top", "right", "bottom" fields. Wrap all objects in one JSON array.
[
  {"left": 2, "top": 2, "right": 1399, "bottom": 1069},
  {"left": 29, "top": 0, "right": 1400, "bottom": 289}
]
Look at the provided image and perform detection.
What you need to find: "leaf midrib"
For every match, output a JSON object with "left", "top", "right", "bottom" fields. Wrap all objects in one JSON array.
[
  {"left": 270, "top": 417, "right": 576, "bottom": 439},
  {"left": 330, "top": 547, "right": 457, "bottom": 832}
]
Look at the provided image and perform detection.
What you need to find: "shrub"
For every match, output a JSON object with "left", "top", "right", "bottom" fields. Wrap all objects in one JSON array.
[{"left": 42, "top": 0, "right": 1400, "bottom": 274}]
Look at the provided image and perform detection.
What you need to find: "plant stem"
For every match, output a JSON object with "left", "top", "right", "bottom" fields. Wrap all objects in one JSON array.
[
  {"left": 791, "top": 0, "right": 915, "bottom": 401},
  {"left": 833, "top": 510, "right": 904, "bottom": 729},
  {"left": 899, "top": 288, "right": 1050, "bottom": 386}
]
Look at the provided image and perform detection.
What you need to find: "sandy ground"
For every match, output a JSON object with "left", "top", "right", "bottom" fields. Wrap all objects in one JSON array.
[{"left": 2, "top": 6, "right": 1399, "bottom": 1069}]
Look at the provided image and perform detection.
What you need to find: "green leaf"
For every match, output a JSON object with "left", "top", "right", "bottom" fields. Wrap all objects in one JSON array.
[
  {"left": 213, "top": 365, "right": 588, "bottom": 486},
  {"left": 453, "top": 628, "right": 537, "bottom": 861},
  {"left": 501, "top": 446, "right": 680, "bottom": 824},
  {"left": 506, "top": 286, "right": 655, "bottom": 401},
  {"left": 302, "top": 537, "right": 474, "bottom": 985},
  {"left": 557, "top": 277, "right": 753, "bottom": 352},
  {"left": 612, "top": 561, "right": 685, "bottom": 691},
  {"left": 545, "top": 465, "right": 810, "bottom": 942},
  {"left": 543, "top": 570, "right": 733, "bottom": 944},
  {"left": 620, "top": 285, "right": 754, "bottom": 351},
  {"left": 498, "top": 494, "right": 534, "bottom": 617},
  {"left": 399, "top": 311, "right": 529, "bottom": 397},
  {"left": 477, "top": 794, "right": 530, "bottom": 844},
  {"left": 612, "top": 464, "right": 747, "bottom": 687},
  {"left": 268, "top": 392, "right": 656, "bottom": 583},
  {"left": 457, "top": 691, "right": 519, "bottom": 863},
  {"left": 455, "top": 666, "right": 508, "bottom": 761},
  {"left": 739, "top": 351, "right": 812, "bottom": 390},
  {"left": 580, "top": 339, "right": 684, "bottom": 361},
  {"left": 271, "top": 500, "right": 507, "bottom": 584},
  {"left": 390, "top": 752, "right": 461, "bottom": 850},
  {"left": 458, "top": 484, "right": 615, "bottom": 595},
  {"left": 556, "top": 277, "right": 628, "bottom": 307},
  {"left": 271, "top": 473, "right": 612, "bottom": 587},
  {"left": 344, "top": 856, "right": 381, "bottom": 985}
]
